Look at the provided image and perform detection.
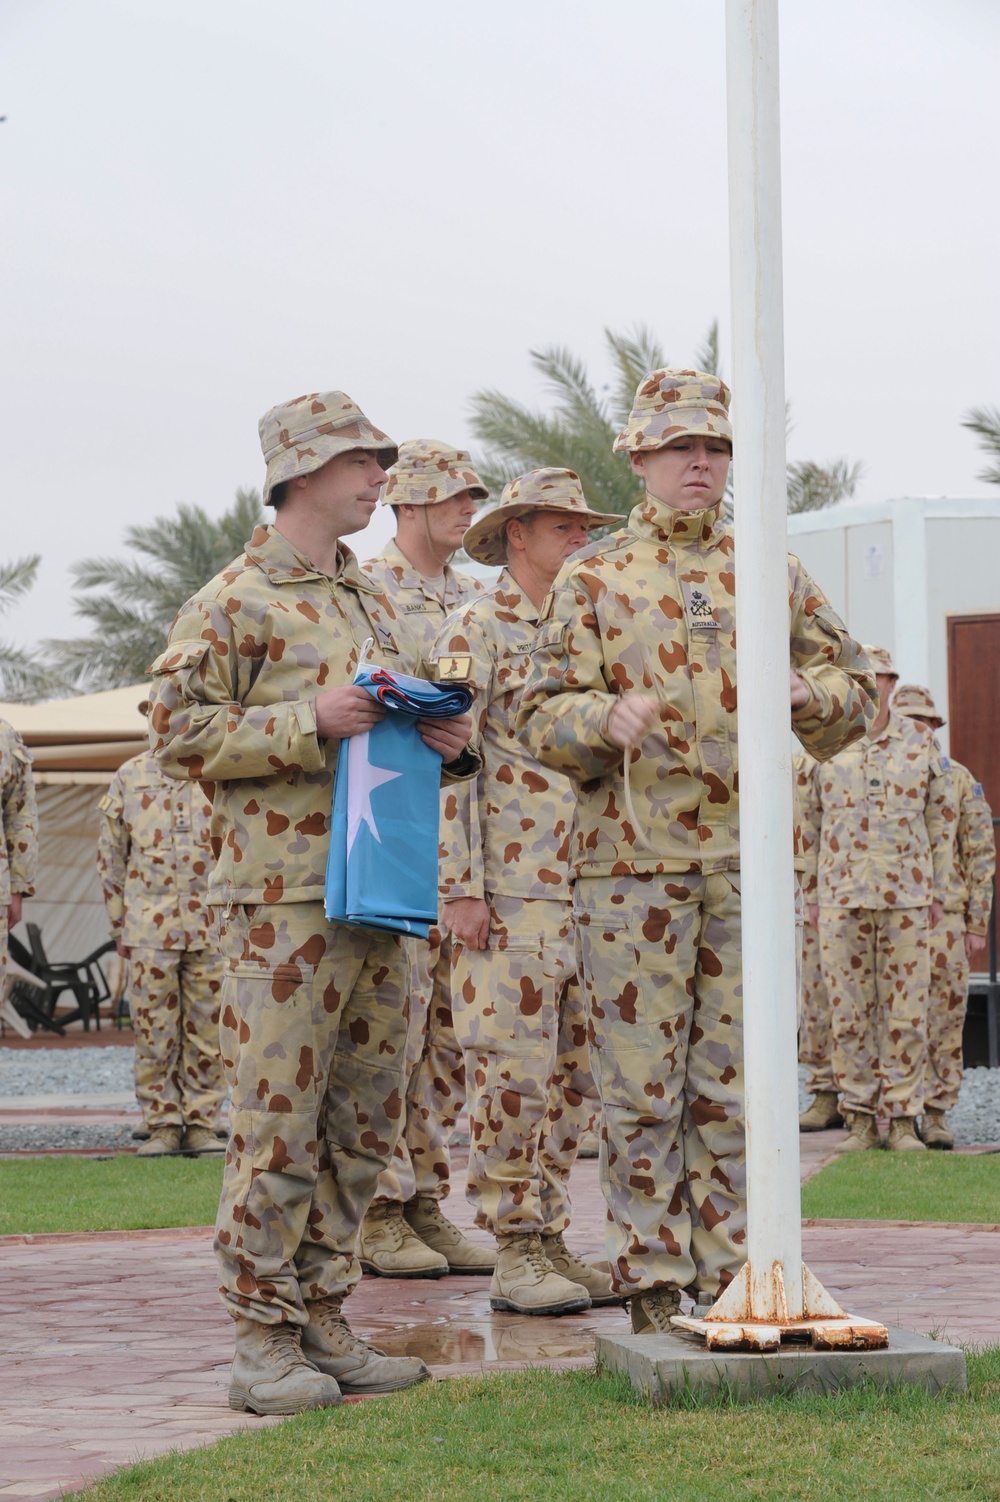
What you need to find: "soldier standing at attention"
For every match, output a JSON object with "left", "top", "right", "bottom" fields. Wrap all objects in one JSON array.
[
  {"left": 796, "top": 747, "right": 844, "bottom": 1132},
  {"left": 437, "top": 469, "right": 621, "bottom": 1316},
  {"left": 893, "top": 683, "right": 995, "bottom": 1148},
  {"left": 148, "top": 393, "right": 476, "bottom": 1415},
  {"left": 0, "top": 719, "right": 37, "bottom": 1031},
  {"left": 97, "top": 706, "right": 226, "bottom": 1155},
  {"left": 357, "top": 440, "right": 495, "bottom": 1279},
  {"left": 803, "top": 648, "right": 949, "bottom": 1153},
  {"left": 516, "top": 369, "right": 875, "bottom": 1334}
]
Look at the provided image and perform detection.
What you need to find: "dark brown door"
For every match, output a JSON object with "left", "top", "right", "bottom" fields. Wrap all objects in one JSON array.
[{"left": 948, "top": 613, "right": 1000, "bottom": 836}]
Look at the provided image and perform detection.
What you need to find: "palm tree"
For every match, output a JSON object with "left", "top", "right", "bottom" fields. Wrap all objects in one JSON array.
[
  {"left": 470, "top": 322, "right": 861, "bottom": 516},
  {"left": 786, "top": 458, "right": 863, "bottom": 513},
  {"left": 46, "top": 488, "right": 265, "bottom": 691},
  {"left": 0, "top": 556, "right": 65, "bottom": 702},
  {"left": 961, "top": 405, "right": 1000, "bottom": 485}
]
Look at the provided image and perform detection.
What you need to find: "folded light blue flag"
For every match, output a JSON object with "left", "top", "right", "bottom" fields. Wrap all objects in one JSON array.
[{"left": 325, "top": 662, "right": 473, "bottom": 938}]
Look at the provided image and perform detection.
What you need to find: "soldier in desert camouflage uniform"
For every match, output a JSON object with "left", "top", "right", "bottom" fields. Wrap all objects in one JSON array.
[
  {"left": 97, "top": 711, "right": 225, "bottom": 1155},
  {"left": 0, "top": 719, "right": 37, "bottom": 1034},
  {"left": 516, "top": 369, "right": 875, "bottom": 1335},
  {"left": 893, "top": 683, "right": 995, "bottom": 1148},
  {"left": 438, "top": 469, "right": 621, "bottom": 1316},
  {"left": 795, "top": 748, "right": 843, "bottom": 1132},
  {"left": 357, "top": 440, "right": 493, "bottom": 1278},
  {"left": 148, "top": 393, "right": 476, "bottom": 1415},
  {"left": 803, "top": 648, "right": 949, "bottom": 1153}
]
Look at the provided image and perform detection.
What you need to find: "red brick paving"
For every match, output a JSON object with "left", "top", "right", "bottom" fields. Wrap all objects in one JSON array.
[{"left": 2, "top": 1139, "right": 999, "bottom": 1500}]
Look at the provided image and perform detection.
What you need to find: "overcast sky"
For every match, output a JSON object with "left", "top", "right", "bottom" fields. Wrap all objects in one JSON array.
[{"left": 2, "top": 0, "right": 998, "bottom": 650}]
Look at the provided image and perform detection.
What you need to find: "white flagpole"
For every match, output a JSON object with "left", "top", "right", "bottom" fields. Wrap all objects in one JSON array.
[
  {"left": 672, "top": 0, "right": 886, "bottom": 1347},
  {"left": 725, "top": 0, "right": 804, "bottom": 1319}
]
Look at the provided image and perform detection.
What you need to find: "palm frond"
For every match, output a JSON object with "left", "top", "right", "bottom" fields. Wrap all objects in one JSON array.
[
  {"left": 51, "top": 488, "right": 269, "bottom": 692},
  {"left": 693, "top": 320, "right": 721, "bottom": 378},
  {"left": 0, "top": 555, "right": 41, "bottom": 615},
  {"left": 605, "top": 326, "right": 668, "bottom": 428},
  {"left": 961, "top": 405, "right": 1000, "bottom": 485},
  {"left": 0, "top": 640, "right": 68, "bottom": 703},
  {"left": 786, "top": 458, "right": 864, "bottom": 513}
]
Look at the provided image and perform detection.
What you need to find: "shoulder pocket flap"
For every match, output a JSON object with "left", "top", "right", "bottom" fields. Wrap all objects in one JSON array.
[
  {"left": 148, "top": 640, "right": 213, "bottom": 676},
  {"left": 533, "top": 620, "right": 566, "bottom": 654},
  {"left": 811, "top": 603, "right": 849, "bottom": 638},
  {"left": 13, "top": 745, "right": 32, "bottom": 765}
]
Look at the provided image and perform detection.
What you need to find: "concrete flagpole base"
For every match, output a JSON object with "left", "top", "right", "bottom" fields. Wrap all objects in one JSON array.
[{"left": 596, "top": 1326, "right": 967, "bottom": 1402}]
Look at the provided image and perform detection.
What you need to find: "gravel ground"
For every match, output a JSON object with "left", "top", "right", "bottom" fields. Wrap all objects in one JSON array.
[
  {"left": 0, "top": 1046, "right": 136, "bottom": 1099},
  {"left": 798, "top": 1064, "right": 1000, "bottom": 1145},
  {"left": 0, "top": 1047, "right": 997, "bottom": 1153}
]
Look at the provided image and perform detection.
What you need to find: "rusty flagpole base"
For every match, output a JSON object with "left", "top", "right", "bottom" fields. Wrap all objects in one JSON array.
[{"left": 671, "top": 1260, "right": 889, "bottom": 1352}]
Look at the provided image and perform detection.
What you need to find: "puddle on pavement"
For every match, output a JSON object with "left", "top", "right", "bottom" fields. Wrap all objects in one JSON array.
[{"left": 375, "top": 1312, "right": 625, "bottom": 1366}]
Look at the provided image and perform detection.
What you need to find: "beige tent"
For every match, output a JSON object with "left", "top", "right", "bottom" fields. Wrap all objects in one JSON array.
[{"left": 0, "top": 685, "right": 149, "bottom": 963}]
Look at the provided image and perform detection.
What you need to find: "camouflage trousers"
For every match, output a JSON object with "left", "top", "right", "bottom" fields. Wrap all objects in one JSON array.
[
  {"left": 372, "top": 927, "right": 465, "bottom": 1205},
  {"left": 574, "top": 872, "right": 745, "bottom": 1299},
  {"left": 926, "top": 913, "right": 969, "bottom": 1113},
  {"left": 128, "top": 946, "right": 226, "bottom": 1130},
  {"left": 215, "top": 902, "right": 408, "bottom": 1325},
  {"left": 451, "top": 896, "right": 598, "bottom": 1238},
  {"left": 820, "top": 906, "right": 929, "bottom": 1118},
  {"left": 798, "top": 920, "right": 835, "bottom": 1094}
]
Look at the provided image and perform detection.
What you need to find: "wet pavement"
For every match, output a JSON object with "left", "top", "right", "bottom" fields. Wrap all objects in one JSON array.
[{"left": 3, "top": 1139, "right": 1000, "bottom": 1499}]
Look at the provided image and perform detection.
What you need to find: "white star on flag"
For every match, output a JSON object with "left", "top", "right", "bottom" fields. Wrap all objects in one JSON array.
[{"left": 346, "top": 731, "right": 403, "bottom": 857}]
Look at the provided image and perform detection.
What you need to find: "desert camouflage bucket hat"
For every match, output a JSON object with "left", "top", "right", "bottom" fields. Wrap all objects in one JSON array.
[
  {"left": 463, "top": 467, "right": 621, "bottom": 566},
  {"left": 258, "top": 391, "right": 398, "bottom": 504},
  {"left": 614, "top": 368, "right": 733, "bottom": 454},
  {"left": 893, "top": 683, "right": 944, "bottom": 727},
  {"left": 862, "top": 644, "right": 898, "bottom": 677},
  {"left": 381, "top": 439, "right": 489, "bottom": 508}
]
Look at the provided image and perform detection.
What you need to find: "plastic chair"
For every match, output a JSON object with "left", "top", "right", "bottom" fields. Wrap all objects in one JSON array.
[{"left": 8, "top": 926, "right": 116, "bottom": 1034}]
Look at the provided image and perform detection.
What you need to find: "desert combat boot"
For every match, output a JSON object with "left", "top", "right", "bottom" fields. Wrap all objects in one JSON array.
[
  {"left": 489, "top": 1233, "right": 591, "bottom": 1316},
  {"left": 228, "top": 1318, "right": 342, "bottom": 1415},
  {"left": 540, "top": 1231, "right": 622, "bottom": 1306},
  {"left": 834, "top": 1111, "right": 880, "bottom": 1152},
  {"left": 630, "top": 1287, "right": 683, "bottom": 1334},
  {"left": 886, "top": 1117, "right": 927, "bottom": 1152},
  {"left": 798, "top": 1092, "right": 845, "bottom": 1132},
  {"left": 920, "top": 1108, "right": 954, "bottom": 1150},
  {"left": 182, "top": 1124, "right": 226, "bottom": 1154},
  {"left": 357, "top": 1201, "right": 448, "bottom": 1278},
  {"left": 135, "top": 1125, "right": 183, "bottom": 1157},
  {"left": 302, "top": 1298, "right": 431, "bottom": 1393},
  {"left": 403, "top": 1195, "right": 496, "bottom": 1274}
]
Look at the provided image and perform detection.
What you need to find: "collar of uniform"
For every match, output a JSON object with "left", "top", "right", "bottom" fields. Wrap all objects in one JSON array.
[
  {"left": 492, "top": 568, "right": 539, "bottom": 624},
  {"left": 244, "top": 524, "right": 375, "bottom": 592},
  {"left": 871, "top": 708, "right": 907, "bottom": 744},
  {"left": 374, "top": 538, "right": 456, "bottom": 592},
  {"left": 630, "top": 493, "right": 725, "bottom": 546}
]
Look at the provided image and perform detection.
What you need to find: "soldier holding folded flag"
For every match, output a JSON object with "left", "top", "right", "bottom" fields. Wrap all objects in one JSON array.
[{"left": 148, "top": 392, "right": 476, "bottom": 1416}]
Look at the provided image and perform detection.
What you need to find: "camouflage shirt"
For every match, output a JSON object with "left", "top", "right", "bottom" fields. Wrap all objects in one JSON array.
[
  {"left": 97, "top": 751, "right": 215, "bottom": 949},
  {"left": 361, "top": 539, "right": 482, "bottom": 662},
  {"left": 804, "top": 710, "right": 950, "bottom": 909},
  {"left": 0, "top": 718, "right": 37, "bottom": 904},
  {"left": 936, "top": 755, "right": 995, "bottom": 933},
  {"left": 515, "top": 495, "right": 875, "bottom": 879},
  {"left": 147, "top": 525, "right": 475, "bottom": 907},
  {"left": 434, "top": 571, "right": 576, "bottom": 901}
]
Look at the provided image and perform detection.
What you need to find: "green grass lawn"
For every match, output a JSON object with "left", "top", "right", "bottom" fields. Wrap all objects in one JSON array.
[
  {"left": 0, "top": 1153, "right": 222, "bottom": 1235},
  {"left": 801, "top": 1149, "right": 1000, "bottom": 1224},
  {"left": 67, "top": 1354, "right": 1000, "bottom": 1502},
  {"left": 3, "top": 1147, "right": 998, "bottom": 1239}
]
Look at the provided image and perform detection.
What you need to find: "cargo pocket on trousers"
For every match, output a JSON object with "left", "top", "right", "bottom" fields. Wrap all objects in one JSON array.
[
  {"left": 224, "top": 960, "right": 318, "bottom": 1116},
  {"left": 576, "top": 913, "right": 653, "bottom": 1053}
]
